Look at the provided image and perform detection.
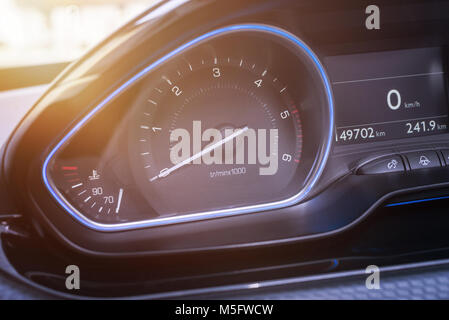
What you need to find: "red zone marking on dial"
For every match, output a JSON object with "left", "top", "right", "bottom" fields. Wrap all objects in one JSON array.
[
  {"left": 61, "top": 166, "right": 78, "bottom": 171},
  {"left": 61, "top": 166, "right": 80, "bottom": 181},
  {"left": 291, "top": 106, "right": 302, "bottom": 163}
]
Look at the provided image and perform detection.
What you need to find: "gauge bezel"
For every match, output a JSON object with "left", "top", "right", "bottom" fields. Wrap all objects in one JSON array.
[{"left": 42, "top": 24, "right": 335, "bottom": 232}]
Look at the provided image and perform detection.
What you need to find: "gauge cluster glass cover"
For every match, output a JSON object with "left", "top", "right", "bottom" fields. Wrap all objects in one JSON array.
[{"left": 45, "top": 25, "right": 333, "bottom": 231}]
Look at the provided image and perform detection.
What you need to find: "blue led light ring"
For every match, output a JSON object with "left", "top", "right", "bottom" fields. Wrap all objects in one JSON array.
[{"left": 42, "top": 24, "right": 335, "bottom": 232}]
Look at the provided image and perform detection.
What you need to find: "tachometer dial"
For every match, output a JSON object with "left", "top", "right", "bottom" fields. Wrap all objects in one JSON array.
[{"left": 131, "top": 56, "right": 303, "bottom": 216}]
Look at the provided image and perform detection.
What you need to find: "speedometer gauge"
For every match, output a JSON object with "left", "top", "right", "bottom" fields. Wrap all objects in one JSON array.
[{"left": 46, "top": 25, "right": 333, "bottom": 230}]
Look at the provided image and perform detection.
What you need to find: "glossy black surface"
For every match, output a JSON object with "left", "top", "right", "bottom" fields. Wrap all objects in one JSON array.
[{"left": 3, "top": 195, "right": 449, "bottom": 298}]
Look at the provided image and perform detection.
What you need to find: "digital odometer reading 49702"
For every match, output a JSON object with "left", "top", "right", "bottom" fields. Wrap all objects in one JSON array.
[{"left": 325, "top": 47, "right": 449, "bottom": 145}]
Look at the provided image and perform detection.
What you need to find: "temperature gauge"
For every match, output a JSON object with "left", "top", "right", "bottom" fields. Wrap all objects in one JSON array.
[{"left": 54, "top": 163, "right": 125, "bottom": 222}]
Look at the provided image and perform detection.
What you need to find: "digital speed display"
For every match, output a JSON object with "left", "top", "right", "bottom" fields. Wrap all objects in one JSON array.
[{"left": 325, "top": 47, "right": 449, "bottom": 145}]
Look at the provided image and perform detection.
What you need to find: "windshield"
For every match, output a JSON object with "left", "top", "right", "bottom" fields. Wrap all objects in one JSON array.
[{"left": 0, "top": 0, "right": 156, "bottom": 68}]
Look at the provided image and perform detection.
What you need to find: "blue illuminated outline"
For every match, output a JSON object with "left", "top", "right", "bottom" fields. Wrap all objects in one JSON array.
[
  {"left": 42, "top": 24, "right": 335, "bottom": 232},
  {"left": 385, "top": 195, "right": 449, "bottom": 207}
]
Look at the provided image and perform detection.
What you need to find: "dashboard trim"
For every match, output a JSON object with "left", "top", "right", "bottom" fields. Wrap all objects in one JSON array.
[
  {"left": 41, "top": 24, "right": 335, "bottom": 232},
  {"left": 135, "top": 258, "right": 449, "bottom": 300}
]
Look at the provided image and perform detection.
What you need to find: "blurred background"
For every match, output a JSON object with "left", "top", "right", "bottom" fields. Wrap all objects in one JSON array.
[{"left": 0, "top": 0, "right": 155, "bottom": 68}]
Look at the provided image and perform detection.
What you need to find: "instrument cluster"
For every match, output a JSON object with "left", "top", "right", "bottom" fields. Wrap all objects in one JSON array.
[{"left": 45, "top": 25, "right": 333, "bottom": 231}]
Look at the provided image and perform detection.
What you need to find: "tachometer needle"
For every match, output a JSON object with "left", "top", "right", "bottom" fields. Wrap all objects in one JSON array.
[{"left": 150, "top": 126, "right": 248, "bottom": 182}]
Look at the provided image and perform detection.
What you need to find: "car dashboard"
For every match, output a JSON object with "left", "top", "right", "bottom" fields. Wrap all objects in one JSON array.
[{"left": 1, "top": 0, "right": 449, "bottom": 299}]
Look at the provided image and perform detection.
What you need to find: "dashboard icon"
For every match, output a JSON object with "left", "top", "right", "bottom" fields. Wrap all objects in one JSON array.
[
  {"left": 387, "top": 159, "right": 399, "bottom": 170},
  {"left": 419, "top": 156, "right": 431, "bottom": 166}
]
